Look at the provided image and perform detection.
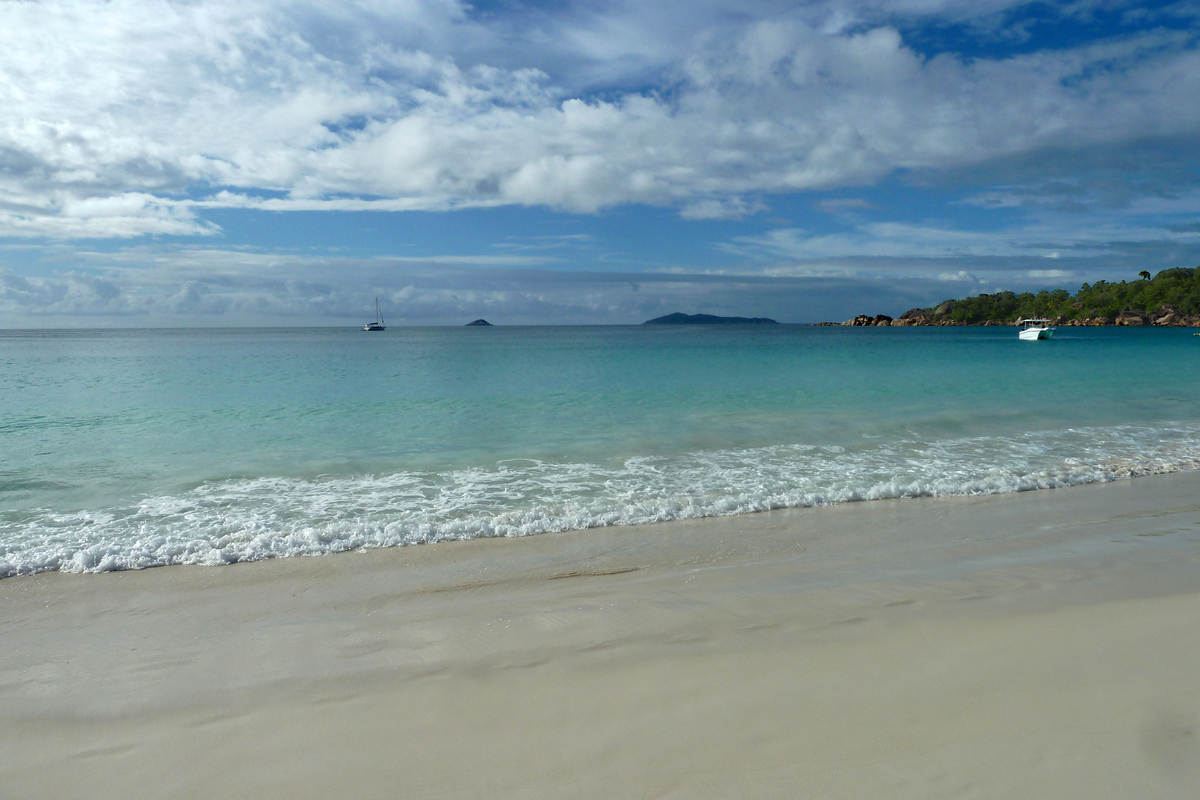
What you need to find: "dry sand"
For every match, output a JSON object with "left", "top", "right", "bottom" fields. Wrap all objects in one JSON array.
[{"left": 3, "top": 472, "right": 1200, "bottom": 799}]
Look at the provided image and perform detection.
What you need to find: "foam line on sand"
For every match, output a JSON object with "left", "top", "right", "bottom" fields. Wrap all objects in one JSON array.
[{"left": 3, "top": 471, "right": 1200, "bottom": 798}]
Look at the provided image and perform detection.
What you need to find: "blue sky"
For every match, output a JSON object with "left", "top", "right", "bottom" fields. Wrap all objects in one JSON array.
[{"left": 2, "top": 0, "right": 1199, "bottom": 326}]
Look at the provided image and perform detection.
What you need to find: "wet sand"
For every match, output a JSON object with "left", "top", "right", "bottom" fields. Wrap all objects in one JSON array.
[{"left": 3, "top": 472, "right": 1200, "bottom": 798}]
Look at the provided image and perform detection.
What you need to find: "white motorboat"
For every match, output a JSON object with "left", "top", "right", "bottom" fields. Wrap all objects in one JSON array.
[
  {"left": 363, "top": 297, "right": 385, "bottom": 331},
  {"left": 1018, "top": 318, "right": 1055, "bottom": 340}
]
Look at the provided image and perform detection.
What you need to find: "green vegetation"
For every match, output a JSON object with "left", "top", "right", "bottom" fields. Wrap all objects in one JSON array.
[{"left": 930, "top": 267, "right": 1200, "bottom": 324}]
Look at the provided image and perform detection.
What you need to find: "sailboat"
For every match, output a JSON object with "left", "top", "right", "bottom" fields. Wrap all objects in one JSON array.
[{"left": 363, "top": 297, "right": 385, "bottom": 331}]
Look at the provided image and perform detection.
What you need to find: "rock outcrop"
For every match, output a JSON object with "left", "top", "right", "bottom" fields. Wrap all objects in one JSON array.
[
  {"left": 933, "top": 300, "right": 956, "bottom": 317},
  {"left": 1152, "top": 304, "right": 1182, "bottom": 325},
  {"left": 844, "top": 314, "right": 893, "bottom": 326},
  {"left": 892, "top": 308, "right": 932, "bottom": 326},
  {"left": 465, "top": 319, "right": 493, "bottom": 326}
]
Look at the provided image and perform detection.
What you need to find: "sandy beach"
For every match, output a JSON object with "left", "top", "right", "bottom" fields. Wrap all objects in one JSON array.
[{"left": 3, "top": 472, "right": 1200, "bottom": 799}]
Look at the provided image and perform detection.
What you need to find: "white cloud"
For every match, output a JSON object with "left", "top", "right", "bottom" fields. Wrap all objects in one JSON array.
[
  {"left": 0, "top": 193, "right": 217, "bottom": 239},
  {"left": 728, "top": 186, "right": 1200, "bottom": 264},
  {"left": 1, "top": 268, "right": 130, "bottom": 316},
  {"left": 725, "top": 223, "right": 1035, "bottom": 260},
  {"left": 936, "top": 270, "right": 978, "bottom": 282},
  {"left": 679, "top": 197, "right": 768, "bottom": 220},
  {"left": 2, "top": 1, "right": 1199, "bottom": 239}
]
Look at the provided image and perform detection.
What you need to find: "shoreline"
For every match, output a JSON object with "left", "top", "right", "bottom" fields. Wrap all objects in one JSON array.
[
  {"left": 4, "top": 472, "right": 1200, "bottom": 798},
  {"left": 813, "top": 317, "right": 1200, "bottom": 326},
  {"left": 8, "top": 457, "right": 1200, "bottom": 579}
]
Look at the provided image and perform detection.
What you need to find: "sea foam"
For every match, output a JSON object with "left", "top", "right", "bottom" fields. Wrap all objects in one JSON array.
[{"left": 4, "top": 422, "right": 1199, "bottom": 577}]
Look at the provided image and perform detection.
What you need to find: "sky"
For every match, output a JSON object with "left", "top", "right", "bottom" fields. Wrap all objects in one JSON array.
[{"left": 2, "top": 0, "right": 1199, "bottom": 326}]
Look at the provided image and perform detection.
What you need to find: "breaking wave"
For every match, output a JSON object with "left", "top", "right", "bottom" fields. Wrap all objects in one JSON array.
[{"left": 4, "top": 422, "right": 1199, "bottom": 577}]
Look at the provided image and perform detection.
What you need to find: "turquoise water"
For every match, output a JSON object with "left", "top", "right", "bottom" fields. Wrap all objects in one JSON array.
[{"left": 3, "top": 325, "right": 1199, "bottom": 576}]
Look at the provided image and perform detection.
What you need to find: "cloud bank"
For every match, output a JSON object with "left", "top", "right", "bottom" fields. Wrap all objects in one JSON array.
[
  {"left": 3, "top": 1, "right": 1200, "bottom": 325},
  {"left": 0, "top": 250, "right": 970, "bottom": 327},
  {"left": 4, "top": 0, "right": 1199, "bottom": 238}
]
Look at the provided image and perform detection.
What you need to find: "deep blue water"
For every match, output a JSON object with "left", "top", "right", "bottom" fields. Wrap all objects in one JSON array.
[{"left": 3, "top": 325, "right": 1198, "bottom": 575}]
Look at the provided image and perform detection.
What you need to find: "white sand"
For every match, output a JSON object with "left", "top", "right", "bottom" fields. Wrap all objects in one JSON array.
[{"left": 3, "top": 472, "right": 1200, "bottom": 798}]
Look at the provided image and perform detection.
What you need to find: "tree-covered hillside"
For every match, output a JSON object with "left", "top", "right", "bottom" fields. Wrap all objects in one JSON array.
[{"left": 883, "top": 267, "right": 1200, "bottom": 326}]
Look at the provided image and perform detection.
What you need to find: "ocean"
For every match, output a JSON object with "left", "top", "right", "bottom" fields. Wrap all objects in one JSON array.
[{"left": 3, "top": 324, "right": 1199, "bottom": 577}]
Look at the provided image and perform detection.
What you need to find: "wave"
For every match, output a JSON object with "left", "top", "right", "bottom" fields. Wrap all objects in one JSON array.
[{"left": 4, "top": 423, "right": 1200, "bottom": 577}]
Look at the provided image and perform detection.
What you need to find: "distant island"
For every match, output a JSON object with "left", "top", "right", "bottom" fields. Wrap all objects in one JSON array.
[
  {"left": 465, "top": 319, "right": 493, "bottom": 326},
  {"left": 644, "top": 312, "right": 779, "bottom": 325},
  {"left": 830, "top": 267, "right": 1200, "bottom": 327}
]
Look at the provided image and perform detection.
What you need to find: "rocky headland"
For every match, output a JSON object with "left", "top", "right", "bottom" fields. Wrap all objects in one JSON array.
[
  {"left": 822, "top": 267, "right": 1200, "bottom": 327},
  {"left": 830, "top": 303, "right": 1200, "bottom": 328}
]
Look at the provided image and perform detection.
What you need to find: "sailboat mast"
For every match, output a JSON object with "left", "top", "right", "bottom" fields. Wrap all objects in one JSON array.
[{"left": 363, "top": 296, "right": 386, "bottom": 330}]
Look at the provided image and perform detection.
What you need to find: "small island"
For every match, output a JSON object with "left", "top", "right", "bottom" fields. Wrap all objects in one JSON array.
[
  {"left": 643, "top": 312, "right": 778, "bottom": 325},
  {"left": 465, "top": 319, "right": 493, "bottom": 326}
]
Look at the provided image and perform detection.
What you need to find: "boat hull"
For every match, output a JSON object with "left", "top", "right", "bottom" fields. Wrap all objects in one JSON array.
[{"left": 1018, "top": 327, "right": 1054, "bottom": 340}]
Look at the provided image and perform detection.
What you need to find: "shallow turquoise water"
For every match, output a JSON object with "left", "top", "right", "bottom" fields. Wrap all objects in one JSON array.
[{"left": 3, "top": 325, "right": 1198, "bottom": 575}]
